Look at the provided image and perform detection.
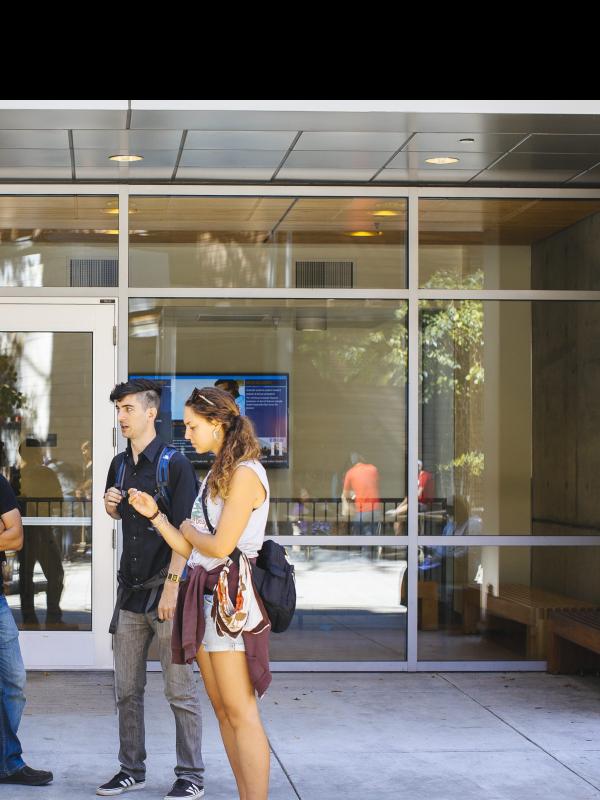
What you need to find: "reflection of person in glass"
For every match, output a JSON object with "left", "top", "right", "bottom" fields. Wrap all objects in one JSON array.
[
  {"left": 388, "top": 460, "right": 434, "bottom": 534},
  {"left": 77, "top": 440, "right": 93, "bottom": 499},
  {"left": 342, "top": 453, "right": 382, "bottom": 537},
  {"left": 17, "top": 440, "right": 64, "bottom": 628},
  {"left": 214, "top": 378, "right": 243, "bottom": 413}
]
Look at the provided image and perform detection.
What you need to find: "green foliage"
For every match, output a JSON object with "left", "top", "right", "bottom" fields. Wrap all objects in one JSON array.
[
  {"left": 0, "top": 351, "right": 26, "bottom": 420},
  {"left": 438, "top": 450, "right": 484, "bottom": 476}
]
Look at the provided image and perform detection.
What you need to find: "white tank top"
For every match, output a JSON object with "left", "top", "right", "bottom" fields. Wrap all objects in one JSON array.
[{"left": 187, "top": 459, "right": 269, "bottom": 571}]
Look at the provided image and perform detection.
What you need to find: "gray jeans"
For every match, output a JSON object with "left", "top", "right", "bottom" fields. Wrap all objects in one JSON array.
[{"left": 114, "top": 609, "right": 204, "bottom": 784}]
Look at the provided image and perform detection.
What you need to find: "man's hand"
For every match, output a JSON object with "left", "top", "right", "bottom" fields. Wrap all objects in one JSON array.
[
  {"left": 158, "top": 581, "right": 179, "bottom": 621},
  {"left": 104, "top": 487, "right": 123, "bottom": 519}
]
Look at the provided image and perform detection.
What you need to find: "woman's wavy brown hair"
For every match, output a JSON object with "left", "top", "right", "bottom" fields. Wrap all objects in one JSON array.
[{"left": 185, "top": 385, "right": 262, "bottom": 500}]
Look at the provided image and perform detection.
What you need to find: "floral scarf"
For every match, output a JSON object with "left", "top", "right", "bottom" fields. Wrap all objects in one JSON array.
[{"left": 212, "top": 551, "right": 269, "bottom": 638}]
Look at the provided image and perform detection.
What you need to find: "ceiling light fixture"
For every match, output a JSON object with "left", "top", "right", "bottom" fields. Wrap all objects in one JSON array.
[
  {"left": 296, "top": 316, "right": 327, "bottom": 332},
  {"left": 425, "top": 156, "right": 460, "bottom": 165},
  {"left": 109, "top": 154, "right": 143, "bottom": 162}
]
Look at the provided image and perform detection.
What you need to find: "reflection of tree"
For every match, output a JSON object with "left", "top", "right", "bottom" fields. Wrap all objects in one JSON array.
[
  {"left": 296, "top": 307, "right": 408, "bottom": 387},
  {"left": 0, "top": 343, "right": 26, "bottom": 423},
  {"left": 0, "top": 337, "right": 27, "bottom": 477},
  {"left": 291, "top": 298, "right": 484, "bottom": 507},
  {"left": 420, "top": 291, "right": 484, "bottom": 508}
]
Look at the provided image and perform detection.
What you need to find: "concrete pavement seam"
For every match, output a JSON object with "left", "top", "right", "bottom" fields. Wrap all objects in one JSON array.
[
  {"left": 269, "top": 739, "right": 303, "bottom": 800},
  {"left": 438, "top": 673, "right": 600, "bottom": 796}
]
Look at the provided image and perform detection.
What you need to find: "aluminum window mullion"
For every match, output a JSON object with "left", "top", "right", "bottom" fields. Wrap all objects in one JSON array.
[{"left": 406, "top": 193, "right": 419, "bottom": 670}]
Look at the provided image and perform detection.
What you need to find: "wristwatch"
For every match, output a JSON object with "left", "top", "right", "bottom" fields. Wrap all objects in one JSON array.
[{"left": 166, "top": 572, "right": 181, "bottom": 584}]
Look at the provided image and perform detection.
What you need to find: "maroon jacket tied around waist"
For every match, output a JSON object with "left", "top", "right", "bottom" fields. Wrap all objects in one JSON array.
[{"left": 171, "top": 560, "right": 272, "bottom": 698}]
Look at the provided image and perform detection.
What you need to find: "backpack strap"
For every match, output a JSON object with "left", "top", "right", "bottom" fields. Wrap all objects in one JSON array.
[
  {"left": 154, "top": 445, "right": 177, "bottom": 517},
  {"left": 114, "top": 452, "right": 127, "bottom": 493},
  {"left": 201, "top": 474, "right": 241, "bottom": 563}
]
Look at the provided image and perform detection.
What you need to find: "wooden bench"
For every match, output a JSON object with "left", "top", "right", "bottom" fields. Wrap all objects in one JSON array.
[
  {"left": 485, "top": 583, "right": 599, "bottom": 659},
  {"left": 547, "top": 609, "right": 600, "bottom": 673},
  {"left": 418, "top": 581, "right": 439, "bottom": 631}
]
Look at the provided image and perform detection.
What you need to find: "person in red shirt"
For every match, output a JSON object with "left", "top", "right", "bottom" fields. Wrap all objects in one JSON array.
[
  {"left": 342, "top": 454, "right": 382, "bottom": 537},
  {"left": 388, "top": 461, "right": 435, "bottom": 534}
]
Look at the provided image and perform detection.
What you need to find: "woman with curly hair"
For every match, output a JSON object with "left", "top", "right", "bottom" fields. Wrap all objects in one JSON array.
[{"left": 127, "top": 386, "right": 271, "bottom": 800}]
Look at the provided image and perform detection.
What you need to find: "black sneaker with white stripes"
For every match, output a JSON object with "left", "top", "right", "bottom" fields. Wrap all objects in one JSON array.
[
  {"left": 96, "top": 770, "right": 145, "bottom": 796},
  {"left": 164, "top": 778, "right": 205, "bottom": 799}
]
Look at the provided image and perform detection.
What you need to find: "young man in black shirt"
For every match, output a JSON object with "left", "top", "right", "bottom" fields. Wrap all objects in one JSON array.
[
  {"left": 0, "top": 474, "right": 53, "bottom": 787},
  {"left": 97, "top": 380, "right": 204, "bottom": 800}
]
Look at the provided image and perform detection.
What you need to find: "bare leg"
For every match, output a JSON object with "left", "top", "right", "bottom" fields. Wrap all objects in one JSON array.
[
  {"left": 196, "top": 646, "right": 247, "bottom": 800},
  {"left": 210, "top": 651, "right": 270, "bottom": 800}
]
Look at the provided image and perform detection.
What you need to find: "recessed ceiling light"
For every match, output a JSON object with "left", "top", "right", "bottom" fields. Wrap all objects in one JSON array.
[
  {"left": 345, "top": 230, "right": 383, "bottom": 237},
  {"left": 425, "top": 156, "right": 460, "bottom": 165},
  {"left": 296, "top": 316, "right": 327, "bottom": 332},
  {"left": 372, "top": 210, "right": 399, "bottom": 217},
  {"left": 105, "top": 207, "right": 137, "bottom": 215},
  {"left": 109, "top": 154, "right": 143, "bottom": 162}
]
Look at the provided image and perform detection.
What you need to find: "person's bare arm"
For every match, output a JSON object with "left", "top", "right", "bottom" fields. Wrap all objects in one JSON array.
[
  {"left": 157, "top": 550, "right": 188, "bottom": 621},
  {"left": 0, "top": 509, "right": 24, "bottom": 551},
  {"left": 179, "top": 467, "right": 264, "bottom": 559}
]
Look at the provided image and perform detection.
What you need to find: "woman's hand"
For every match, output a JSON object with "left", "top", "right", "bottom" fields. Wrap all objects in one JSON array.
[{"left": 127, "top": 488, "right": 158, "bottom": 519}]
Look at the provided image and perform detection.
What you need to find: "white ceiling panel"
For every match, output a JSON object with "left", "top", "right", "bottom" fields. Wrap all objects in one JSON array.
[
  {"left": 0, "top": 149, "right": 70, "bottom": 167},
  {"left": 472, "top": 168, "right": 580, "bottom": 184},
  {"left": 282, "top": 151, "right": 392, "bottom": 169},
  {"left": 406, "top": 131, "right": 525, "bottom": 152},
  {"left": 175, "top": 167, "right": 276, "bottom": 180},
  {"left": 0, "top": 166, "right": 72, "bottom": 179},
  {"left": 0, "top": 109, "right": 127, "bottom": 129},
  {"left": 179, "top": 150, "right": 284, "bottom": 168},
  {"left": 185, "top": 131, "right": 298, "bottom": 150},
  {"left": 74, "top": 130, "right": 183, "bottom": 149},
  {"left": 514, "top": 134, "right": 600, "bottom": 153},
  {"left": 296, "top": 132, "right": 407, "bottom": 150},
  {"left": 487, "top": 152, "right": 600, "bottom": 173},
  {"left": 0, "top": 130, "right": 70, "bottom": 149}
]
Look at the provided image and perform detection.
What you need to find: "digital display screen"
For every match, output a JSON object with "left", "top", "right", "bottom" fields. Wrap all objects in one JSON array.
[{"left": 129, "top": 373, "right": 289, "bottom": 468}]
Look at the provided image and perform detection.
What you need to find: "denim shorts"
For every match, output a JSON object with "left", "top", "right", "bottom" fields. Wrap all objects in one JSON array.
[{"left": 201, "top": 594, "right": 246, "bottom": 653}]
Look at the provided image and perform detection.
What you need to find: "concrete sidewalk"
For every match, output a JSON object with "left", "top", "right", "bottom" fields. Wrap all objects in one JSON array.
[{"left": 5, "top": 671, "right": 600, "bottom": 799}]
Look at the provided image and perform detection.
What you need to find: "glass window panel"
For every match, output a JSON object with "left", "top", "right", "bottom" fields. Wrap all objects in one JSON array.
[
  {"left": 418, "top": 546, "right": 600, "bottom": 662},
  {"left": 1, "top": 332, "right": 92, "bottom": 630},
  {"left": 419, "top": 198, "right": 600, "bottom": 290},
  {"left": 268, "top": 545, "right": 407, "bottom": 661},
  {"left": 129, "top": 197, "right": 407, "bottom": 288},
  {"left": 129, "top": 298, "right": 407, "bottom": 536},
  {"left": 0, "top": 196, "right": 119, "bottom": 287},
  {"left": 419, "top": 301, "right": 600, "bottom": 535}
]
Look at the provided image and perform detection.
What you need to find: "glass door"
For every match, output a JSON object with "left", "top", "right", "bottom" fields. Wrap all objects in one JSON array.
[{"left": 0, "top": 299, "right": 116, "bottom": 667}]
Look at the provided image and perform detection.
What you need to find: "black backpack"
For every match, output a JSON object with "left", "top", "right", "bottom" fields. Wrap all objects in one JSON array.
[
  {"left": 201, "top": 475, "right": 296, "bottom": 633},
  {"left": 115, "top": 444, "right": 178, "bottom": 517},
  {"left": 248, "top": 539, "right": 296, "bottom": 633}
]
